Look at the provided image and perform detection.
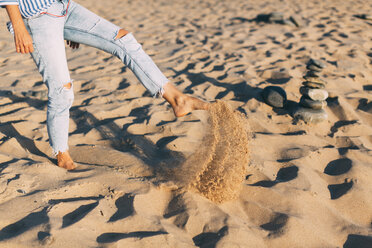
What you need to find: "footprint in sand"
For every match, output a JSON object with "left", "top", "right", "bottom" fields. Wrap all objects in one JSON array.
[
  {"left": 324, "top": 158, "right": 352, "bottom": 176},
  {"left": 62, "top": 201, "right": 100, "bottom": 228},
  {"left": 96, "top": 230, "right": 168, "bottom": 244},
  {"left": 328, "top": 120, "right": 358, "bottom": 138},
  {"left": 260, "top": 213, "right": 289, "bottom": 236},
  {"left": 249, "top": 165, "right": 299, "bottom": 188},
  {"left": 357, "top": 98, "right": 372, "bottom": 114},
  {"left": 324, "top": 158, "right": 354, "bottom": 199},
  {"left": 163, "top": 194, "right": 189, "bottom": 229},
  {"left": 39, "top": 183, "right": 106, "bottom": 236},
  {"left": 0, "top": 207, "right": 49, "bottom": 242},
  {"left": 108, "top": 193, "right": 135, "bottom": 222},
  {"left": 343, "top": 234, "right": 372, "bottom": 248},
  {"left": 36, "top": 222, "right": 53, "bottom": 245},
  {"left": 277, "top": 146, "right": 311, "bottom": 163},
  {"left": 241, "top": 201, "right": 289, "bottom": 236},
  {"left": 38, "top": 228, "right": 53, "bottom": 245},
  {"left": 335, "top": 136, "right": 359, "bottom": 156},
  {"left": 192, "top": 226, "right": 228, "bottom": 248},
  {"left": 363, "top": 85, "right": 372, "bottom": 91},
  {"left": 328, "top": 179, "right": 353, "bottom": 200}
]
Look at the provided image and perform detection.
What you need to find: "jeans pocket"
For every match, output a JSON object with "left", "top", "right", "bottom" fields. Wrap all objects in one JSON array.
[{"left": 26, "top": 14, "right": 50, "bottom": 31}]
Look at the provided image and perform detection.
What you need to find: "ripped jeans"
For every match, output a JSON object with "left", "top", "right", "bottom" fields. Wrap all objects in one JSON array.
[{"left": 24, "top": 0, "right": 168, "bottom": 155}]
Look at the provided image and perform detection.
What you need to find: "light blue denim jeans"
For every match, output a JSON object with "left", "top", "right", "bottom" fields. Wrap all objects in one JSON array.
[{"left": 24, "top": 0, "right": 168, "bottom": 155}]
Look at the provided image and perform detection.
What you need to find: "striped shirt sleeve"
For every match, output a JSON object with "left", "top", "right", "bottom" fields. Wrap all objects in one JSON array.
[
  {"left": 2, "top": 0, "right": 56, "bottom": 18},
  {"left": 0, "top": 0, "right": 19, "bottom": 6}
]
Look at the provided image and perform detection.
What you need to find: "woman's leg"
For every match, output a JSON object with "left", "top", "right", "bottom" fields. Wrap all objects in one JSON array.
[
  {"left": 63, "top": 1, "right": 209, "bottom": 116},
  {"left": 25, "top": 2, "right": 75, "bottom": 170}
]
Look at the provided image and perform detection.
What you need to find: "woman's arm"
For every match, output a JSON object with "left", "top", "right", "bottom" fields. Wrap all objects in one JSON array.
[{"left": 5, "top": 5, "right": 34, "bottom": 54}]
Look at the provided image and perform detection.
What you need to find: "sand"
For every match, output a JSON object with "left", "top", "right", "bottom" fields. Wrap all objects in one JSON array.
[{"left": 1, "top": 0, "right": 372, "bottom": 247}]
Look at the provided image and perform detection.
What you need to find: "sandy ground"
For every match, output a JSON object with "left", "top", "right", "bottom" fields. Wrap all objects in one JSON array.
[{"left": 1, "top": 0, "right": 372, "bottom": 247}]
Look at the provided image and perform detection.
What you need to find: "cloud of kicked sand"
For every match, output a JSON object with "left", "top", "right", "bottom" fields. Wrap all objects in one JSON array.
[{"left": 164, "top": 101, "right": 250, "bottom": 203}]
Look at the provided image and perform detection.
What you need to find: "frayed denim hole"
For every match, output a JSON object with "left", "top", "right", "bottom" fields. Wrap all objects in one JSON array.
[
  {"left": 48, "top": 82, "right": 74, "bottom": 111},
  {"left": 62, "top": 81, "right": 73, "bottom": 91},
  {"left": 60, "top": 82, "right": 74, "bottom": 100},
  {"left": 63, "top": 83, "right": 74, "bottom": 106},
  {"left": 114, "top": 29, "right": 130, "bottom": 41},
  {"left": 117, "top": 33, "right": 142, "bottom": 56},
  {"left": 116, "top": 32, "right": 134, "bottom": 44},
  {"left": 48, "top": 80, "right": 72, "bottom": 98}
]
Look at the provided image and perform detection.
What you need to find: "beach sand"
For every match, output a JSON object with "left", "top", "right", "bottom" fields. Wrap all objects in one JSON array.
[{"left": 0, "top": 0, "right": 372, "bottom": 247}]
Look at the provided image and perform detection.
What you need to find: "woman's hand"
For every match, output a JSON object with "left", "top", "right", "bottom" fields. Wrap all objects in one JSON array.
[
  {"left": 66, "top": 40, "right": 80, "bottom": 49},
  {"left": 5, "top": 5, "right": 34, "bottom": 54},
  {"left": 14, "top": 28, "right": 34, "bottom": 54}
]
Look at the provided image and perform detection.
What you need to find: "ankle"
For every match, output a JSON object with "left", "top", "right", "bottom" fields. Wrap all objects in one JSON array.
[
  {"left": 163, "top": 83, "right": 182, "bottom": 104},
  {"left": 57, "top": 150, "right": 70, "bottom": 158},
  {"left": 173, "top": 93, "right": 188, "bottom": 107}
]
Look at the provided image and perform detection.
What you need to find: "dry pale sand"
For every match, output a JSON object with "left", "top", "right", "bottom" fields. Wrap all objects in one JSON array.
[{"left": 1, "top": 0, "right": 372, "bottom": 247}]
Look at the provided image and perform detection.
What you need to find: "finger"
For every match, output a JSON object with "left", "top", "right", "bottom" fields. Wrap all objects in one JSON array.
[
  {"left": 20, "top": 45, "right": 25, "bottom": 54},
  {"left": 23, "top": 42, "right": 33, "bottom": 53},
  {"left": 66, "top": 40, "right": 70, "bottom": 45},
  {"left": 76, "top": 43, "right": 80, "bottom": 49},
  {"left": 26, "top": 43, "right": 33, "bottom": 53},
  {"left": 16, "top": 46, "right": 21, "bottom": 53}
]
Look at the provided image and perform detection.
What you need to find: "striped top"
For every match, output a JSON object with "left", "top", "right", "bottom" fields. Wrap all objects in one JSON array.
[{"left": 0, "top": 0, "right": 56, "bottom": 18}]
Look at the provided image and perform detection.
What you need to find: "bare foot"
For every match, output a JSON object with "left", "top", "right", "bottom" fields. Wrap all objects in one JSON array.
[
  {"left": 163, "top": 83, "right": 210, "bottom": 117},
  {"left": 57, "top": 151, "right": 76, "bottom": 170},
  {"left": 171, "top": 94, "right": 210, "bottom": 117}
]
